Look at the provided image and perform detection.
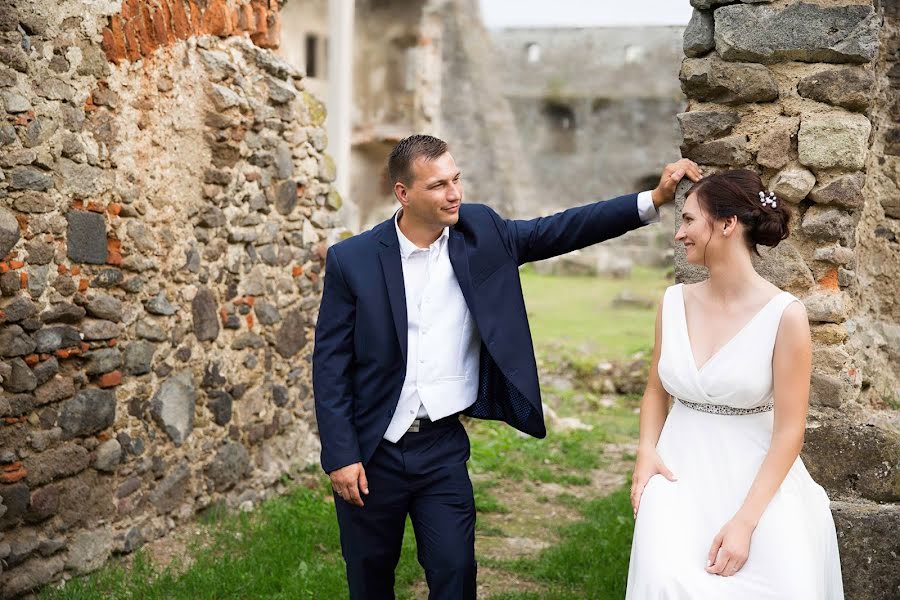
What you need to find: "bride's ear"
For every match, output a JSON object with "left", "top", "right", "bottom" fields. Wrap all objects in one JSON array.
[{"left": 722, "top": 215, "right": 738, "bottom": 237}]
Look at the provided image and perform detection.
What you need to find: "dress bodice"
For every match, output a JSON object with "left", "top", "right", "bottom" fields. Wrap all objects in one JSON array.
[{"left": 657, "top": 283, "right": 801, "bottom": 410}]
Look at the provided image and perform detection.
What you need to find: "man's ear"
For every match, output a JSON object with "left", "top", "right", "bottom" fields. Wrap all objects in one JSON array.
[{"left": 394, "top": 181, "right": 408, "bottom": 206}]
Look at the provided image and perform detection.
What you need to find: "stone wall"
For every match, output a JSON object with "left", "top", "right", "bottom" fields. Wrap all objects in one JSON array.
[
  {"left": 674, "top": 1, "right": 899, "bottom": 598},
  {"left": 0, "top": 1, "right": 336, "bottom": 597}
]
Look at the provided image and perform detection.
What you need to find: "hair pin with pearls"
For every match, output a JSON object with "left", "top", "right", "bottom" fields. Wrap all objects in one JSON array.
[{"left": 758, "top": 191, "right": 777, "bottom": 208}]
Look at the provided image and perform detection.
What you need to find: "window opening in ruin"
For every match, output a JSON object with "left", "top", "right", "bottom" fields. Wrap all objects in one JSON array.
[
  {"left": 525, "top": 42, "right": 541, "bottom": 64},
  {"left": 542, "top": 101, "right": 576, "bottom": 154},
  {"left": 306, "top": 33, "right": 319, "bottom": 78}
]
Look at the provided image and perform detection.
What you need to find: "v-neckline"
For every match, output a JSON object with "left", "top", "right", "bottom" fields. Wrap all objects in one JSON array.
[{"left": 678, "top": 283, "right": 786, "bottom": 374}]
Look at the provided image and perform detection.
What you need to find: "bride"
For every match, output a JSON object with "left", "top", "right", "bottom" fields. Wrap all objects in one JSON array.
[{"left": 625, "top": 169, "right": 843, "bottom": 599}]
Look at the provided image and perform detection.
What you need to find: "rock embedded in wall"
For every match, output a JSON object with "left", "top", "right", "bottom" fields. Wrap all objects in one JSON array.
[
  {"left": 714, "top": 2, "right": 880, "bottom": 64},
  {"left": 679, "top": 57, "right": 779, "bottom": 104}
]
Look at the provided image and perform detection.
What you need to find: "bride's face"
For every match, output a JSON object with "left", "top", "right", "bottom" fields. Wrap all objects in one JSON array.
[{"left": 675, "top": 192, "right": 716, "bottom": 265}]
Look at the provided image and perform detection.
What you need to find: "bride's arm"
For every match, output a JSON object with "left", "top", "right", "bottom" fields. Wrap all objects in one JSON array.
[
  {"left": 631, "top": 298, "right": 676, "bottom": 516},
  {"left": 706, "top": 300, "right": 811, "bottom": 576}
]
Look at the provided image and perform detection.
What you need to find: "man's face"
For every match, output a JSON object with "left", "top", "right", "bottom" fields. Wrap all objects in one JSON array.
[{"left": 396, "top": 152, "right": 463, "bottom": 228}]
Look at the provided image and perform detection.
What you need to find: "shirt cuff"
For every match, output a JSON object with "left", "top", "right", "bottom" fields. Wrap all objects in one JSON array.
[{"left": 637, "top": 190, "right": 660, "bottom": 225}]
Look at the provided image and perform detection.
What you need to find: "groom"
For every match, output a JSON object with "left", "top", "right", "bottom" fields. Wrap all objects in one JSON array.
[{"left": 313, "top": 134, "right": 699, "bottom": 599}]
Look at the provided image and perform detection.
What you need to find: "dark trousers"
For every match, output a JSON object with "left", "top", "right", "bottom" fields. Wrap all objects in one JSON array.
[{"left": 333, "top": 415, "right": 477, "bottom": 600}]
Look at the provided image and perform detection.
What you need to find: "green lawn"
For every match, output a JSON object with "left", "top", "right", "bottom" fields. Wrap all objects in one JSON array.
[
  {"left": 41, "top": 269, "right": 667, "bottom": 599},
  {"left": 521, "top": 265, "right": 670, "bottom": 360}
]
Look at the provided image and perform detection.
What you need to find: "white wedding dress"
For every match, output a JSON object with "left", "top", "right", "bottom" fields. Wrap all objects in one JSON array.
[{"left": 625, "top": 283, "right": 844, "bottom": 599}]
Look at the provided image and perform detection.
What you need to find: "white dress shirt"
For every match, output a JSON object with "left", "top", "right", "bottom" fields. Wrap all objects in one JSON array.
[{"left": 383, "top": 192, "right": 659, "bottom": 442}]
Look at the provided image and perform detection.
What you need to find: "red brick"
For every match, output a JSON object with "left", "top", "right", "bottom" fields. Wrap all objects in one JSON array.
[
  {"left": 108, "top": 203, "right": 122, "bottom": 216},
  {"left": 138, "top": 3, "right": 158, "bottom": 55},
  {"left": 187, "top": 0, "right": 203, "bottom": 34},
  {"left": 169, "top": 0, "right": 192, "bottom": 40},
  {"left": 87, "top": 201, "right": 104, "bottom": 213},
  {"left": 0, "top": 466, "right": 27, "bottom": 484},
  {"left": 98, "top": 370, "right": 122, "bottom": 388},
  {"left": 102, "top": 16, "right": 128, "bottom": 64},
  {"left": 246, "top": 313, "right": 254, "bottom": 329},
  {"left": 78, "top": 278, "right": 89, "bottom": 292},
  {"left": 124, "top": 18, "right": 142, "bottom": 62},
  {"left": 24, "top": 354, "right": 39, "bottom": 366},
  {"left": 150, "top": 1, "right": 171, "bottom": 46},
  {"left": 19, "top": 272, "right": 27, "bottom": 289},
  {"left": 819, "top": 268, "right": 839, "bottom": 291},
  {"left": 291, "top": 265, "right": 303, "bottom": 277},
  {"left": 122, "top": 0, "right": 140, "bottom": 21},
  {"left": 71, "top": 265, "right": 81, "bottom": 276},
  {"left": 204, "top": 0, "right": 233, "bottom": 37},
  {"left": 9, "top": 260, "right": 24, "bottom": 269}
]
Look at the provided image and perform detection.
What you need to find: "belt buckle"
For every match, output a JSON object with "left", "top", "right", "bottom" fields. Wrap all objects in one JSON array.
[{"left": 408, "top": 419, "right": 421, "bottom": 433}]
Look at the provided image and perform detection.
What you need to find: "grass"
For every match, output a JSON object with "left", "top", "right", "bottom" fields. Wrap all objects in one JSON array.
[
  {"left": 520, "top": 265, "right": 670, "bottom": 360},
  {"left": 488, "top": 487, "right": 635, "bottom": 600},
  {"left": 40, "top": 480, "right": 422, "bottom": 600},
  {"left": 40, "top": 268, "right": 667, "bottom": 599}
]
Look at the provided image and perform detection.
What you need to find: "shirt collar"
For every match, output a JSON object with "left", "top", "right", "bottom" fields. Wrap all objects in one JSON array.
[{"left": 394, "top": 209, "right": 449, "bottom": 260}]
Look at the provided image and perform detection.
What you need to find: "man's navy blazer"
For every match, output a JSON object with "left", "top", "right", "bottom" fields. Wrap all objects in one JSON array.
[{"left": 313, "top": 193, "right": 644, "bottom": 473}]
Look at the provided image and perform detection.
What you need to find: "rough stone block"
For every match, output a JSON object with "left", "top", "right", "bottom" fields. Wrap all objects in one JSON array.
[
  {"left": 66, "top": 527, "right": 113, "bottom": 575},
  {"left": 805, "top": 421, "right": 900, "bottom": 502},
  {"left": 682, "top": 134, "right": 751, "bottom": 166},
  {"left": 677, "top": 110, "right": 739, "bottom": 146},
  {"left": 797, "top": 67, "right": 875, "bottom": 112},
  {"left": 123, "top": 340, "right": 156, "bottom": 375},
  {"left": 831, "top": 501, "right": 900, "bottom": 600},
  {"left": 680, "top": 57, "right": 778, "bottom": 105},
  {"left": 205, "top": 441, "right": 251, "bottom": 492},
  {"left": 22, "top": 443, "right": 90, "bottom": 486},
  {"left": 150, "top": 370, "right": 196, "bottom": 446},
  {"left": 801, "top": 206, "right": 856, "bottom": 245},
  {"left": 769, "top": 166, "right": 815, "bottom": 203},
  {"left": 809, "top": 173, "right": 865, "bottom": 209},
  {"left": 65, "top": 210, "right": 108, "bottom": 264},
  {"left": 684, "top": 9, "right": 714, "bottom": 58},
  {"left": 0, "top": 207, "right": 19, "bottom": 258},
  {"left": 798, "top": 113, "right": 871, "bottom": 171},
  {"left": 715, "top": 2, "right": 879, "bottom": 64},
  {"left": 58, "top": 388, "right": 116, "bottom": 438},
  {"left": 274, "top": 308, "right": 308, "bottom": 358},
  {"left": 148, "top": 463, "right": 191, "bottom": 515},
  {"left": 803, "top": 290, "right": 851, "bottom": 323}
]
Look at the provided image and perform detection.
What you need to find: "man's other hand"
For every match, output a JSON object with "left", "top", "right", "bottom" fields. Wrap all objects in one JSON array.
[
  {"left": 651, "top": 159, "right": 702, "bottom": 208},
  {"left": 330, "top": 462, "right": 369, "bottom": 507}
]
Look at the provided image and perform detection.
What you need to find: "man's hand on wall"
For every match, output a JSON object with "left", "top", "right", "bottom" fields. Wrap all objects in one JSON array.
[
  {"left": 330, "top": 462, "right": 369, "bottom": 507},
  {"left": 651, "top": 159, "right": 703, "bottom": 208}
]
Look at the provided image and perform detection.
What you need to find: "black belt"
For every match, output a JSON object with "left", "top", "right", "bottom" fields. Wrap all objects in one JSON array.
[{"left": 406, "top": 413, "right": 461, "bottom": 433}]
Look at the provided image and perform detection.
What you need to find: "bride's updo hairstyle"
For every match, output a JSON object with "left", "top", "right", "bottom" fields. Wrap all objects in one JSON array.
[{"left": 685, "top": 169, "right": 791, "bottom": 255}]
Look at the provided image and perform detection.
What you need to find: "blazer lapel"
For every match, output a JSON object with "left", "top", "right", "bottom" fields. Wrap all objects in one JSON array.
[
  {"left": 449, "top": 228, "right": 477, "bottom": 323},
  {"left": 376, "top": 221, "right": 408, "bottom": 361}
]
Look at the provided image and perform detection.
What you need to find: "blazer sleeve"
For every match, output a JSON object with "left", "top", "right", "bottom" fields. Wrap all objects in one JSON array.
[
  {"left": 493, "top": 193, "right": 644, "bottom": 266},
  {"left": 312, "top": 246, "right": 362, "bottom": 474}
]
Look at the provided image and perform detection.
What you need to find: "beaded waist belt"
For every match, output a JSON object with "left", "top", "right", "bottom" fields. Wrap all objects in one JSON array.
[{"left": 677, "top": 397, "right": 773, "bottom": 415}]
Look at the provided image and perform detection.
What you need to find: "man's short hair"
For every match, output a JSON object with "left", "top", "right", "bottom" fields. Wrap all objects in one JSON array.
[{"left": 388, "top": 134, "right": 448, "bottom": 186}]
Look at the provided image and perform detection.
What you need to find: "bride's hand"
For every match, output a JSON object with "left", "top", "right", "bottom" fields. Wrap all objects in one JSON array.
[
  {"left": 630, "top": 448, "right": 677, "bottom": 517},
  {"left": 705, "top": 517, "right": 754, "bottom": 577}
]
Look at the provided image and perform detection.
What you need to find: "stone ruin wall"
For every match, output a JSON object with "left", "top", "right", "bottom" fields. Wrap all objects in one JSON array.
[
  {"left": 675, "top": 1, "right": 899, "bottom": 598},
  {"left": 0, "top": 0, "right": 339, "bottom": 597}
]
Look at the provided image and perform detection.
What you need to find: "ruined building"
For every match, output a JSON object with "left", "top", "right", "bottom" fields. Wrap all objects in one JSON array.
[
  {"left": 280, "top": 0, "right": 535, "bottom": 232},
  {"left": 0, "top": 0, "right": 338, "bottom": 596},
  {"left": 0, "top": 0, "right": 898, "bottom": 599},
  {"left": 675, "top": 1, "right": 899, "bottom": 598}
]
